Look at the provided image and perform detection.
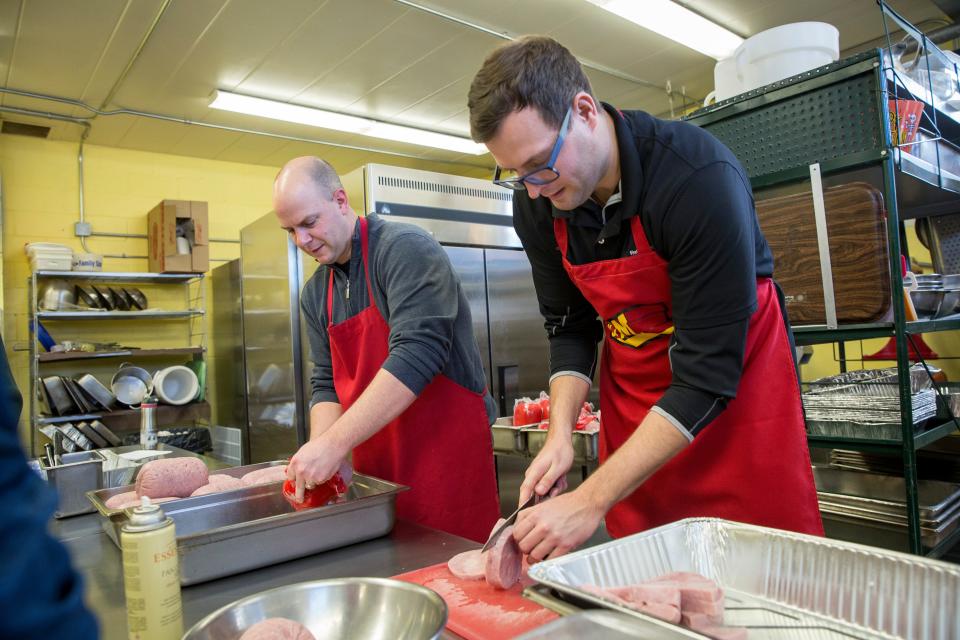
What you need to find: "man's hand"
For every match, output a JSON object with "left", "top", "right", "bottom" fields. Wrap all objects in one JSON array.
[
  {"left": 519, "top": 436, "right": 573, "bottom": 505},
  {"left": 513, "top": 488, "right": 604, "bottom": 561},
  {"left": 285, "top": 435, "right": 349, "bottom": 501}
]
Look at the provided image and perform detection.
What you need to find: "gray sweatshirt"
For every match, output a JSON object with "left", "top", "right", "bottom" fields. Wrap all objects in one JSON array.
[{"left": 300, "top": 214, "right": 497, "bottom": 423}]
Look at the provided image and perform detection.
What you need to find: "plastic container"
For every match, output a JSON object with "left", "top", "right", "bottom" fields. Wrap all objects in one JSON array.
[
  {"left": 709, "top": 22, "right": 839, "bottom": 104},
  {"left": 25, "top": 242, "right": 74, "bottom": 272}
]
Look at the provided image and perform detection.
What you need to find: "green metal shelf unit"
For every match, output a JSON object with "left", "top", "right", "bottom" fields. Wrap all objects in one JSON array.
[{"left": 685, "top": 49, "right": 958, "bottom": 556}]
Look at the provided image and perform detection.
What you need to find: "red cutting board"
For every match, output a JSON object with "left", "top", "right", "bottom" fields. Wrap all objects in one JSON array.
[{"left": 394, "top": 562, "right": 559, "bottom": 639}]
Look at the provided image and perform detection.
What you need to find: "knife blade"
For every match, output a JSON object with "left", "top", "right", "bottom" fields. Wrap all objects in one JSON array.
[
  {"left": 481, "top": 492, "right": 536, "bottom": 552},
  {"left": 482, "top": 478, "right": 563, "bottom": 553}
]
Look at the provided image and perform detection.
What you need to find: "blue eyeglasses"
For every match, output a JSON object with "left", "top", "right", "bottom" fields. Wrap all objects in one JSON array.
[{"left": 493, "top": 107, "right": 572, "bottom": 191}]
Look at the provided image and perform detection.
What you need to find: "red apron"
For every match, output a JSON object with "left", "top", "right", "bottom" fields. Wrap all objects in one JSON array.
[
  {"left": 325, "top": 217, "right": 500, "bottom": 542},
  {"left": 554, "top": 215, "right": 822, "bottom": 538}
]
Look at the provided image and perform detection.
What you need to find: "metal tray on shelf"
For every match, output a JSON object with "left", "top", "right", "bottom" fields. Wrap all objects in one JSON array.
[
  {"left": 820, "top": 504, "right": 960, "bottom": 550},
  {"left": 527, "top": 517, "right": 960, "bottom": 640},
  {"left": 523, "top": 427, "right": 599, "bottom": 462},
  {"left": 813, "top": 466, "right": 960, "bottom": 521},
  {"left": 87, "top": 461, "right": 407, "bottom": 585},
  {"left": 491, "top": 417, "right": 528, "bottom": 455}
]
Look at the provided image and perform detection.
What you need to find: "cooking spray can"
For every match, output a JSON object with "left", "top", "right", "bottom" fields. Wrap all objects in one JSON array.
[
  {"left": 121, "top": 498, "right": 182, "bottom": 640},
  {"left": 140, "top": 395, "right": 157, "bottom": 450}
]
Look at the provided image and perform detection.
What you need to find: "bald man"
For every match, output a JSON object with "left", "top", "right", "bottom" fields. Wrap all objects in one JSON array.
[{"left": 274, "top": 157, "right": 500, "bottom": 542}]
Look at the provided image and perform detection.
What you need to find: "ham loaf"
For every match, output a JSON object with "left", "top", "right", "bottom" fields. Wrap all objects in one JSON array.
[
  {"left": 238, "top": 618, "right": 315, "bottom": 640},
  {"left": 135, "top": 457, "right": 208, "bottom": 498}
]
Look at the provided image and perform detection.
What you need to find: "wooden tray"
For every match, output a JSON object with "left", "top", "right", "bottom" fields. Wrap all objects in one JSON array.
[{"left": 755, "top": 182, "right": 890, "bottom": 324}]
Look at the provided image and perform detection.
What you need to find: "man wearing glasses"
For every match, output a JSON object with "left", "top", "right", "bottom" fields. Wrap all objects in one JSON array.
[{"left": 468, "top": 36, "right": 822, "bottom": 561}]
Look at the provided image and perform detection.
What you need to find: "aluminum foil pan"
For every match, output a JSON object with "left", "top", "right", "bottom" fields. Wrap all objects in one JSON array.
[
  {"left": 514, "top": 610, "right": 700, "bottom": 639},
  {"left": 803, "top": 389, "right": 938, "bottom": 423},
  {"left": 805, "top": 364, "right": 935, "bottom": 397},
  {"left": 527, "top": 518, "right": 960, "bottom": 640}
]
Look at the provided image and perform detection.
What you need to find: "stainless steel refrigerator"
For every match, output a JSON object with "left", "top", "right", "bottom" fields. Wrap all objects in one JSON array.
[{"left": 240, "top": 164, "right": 597, "bottom": 463}]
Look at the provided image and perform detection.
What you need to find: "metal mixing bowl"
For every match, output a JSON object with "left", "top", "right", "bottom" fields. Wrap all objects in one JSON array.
[
  {"left": 182, "top": 578, "right": 447, "bottom": 640},
  {"left": 911, "top": 289, "right": 944, "bottom": 319}
]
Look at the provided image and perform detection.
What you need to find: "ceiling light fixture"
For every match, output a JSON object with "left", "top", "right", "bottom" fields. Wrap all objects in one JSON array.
[
  {"left": 209, "top": 90, "right": 487, "bottom": 155},
  {"left": 584, "top": 0, "right": 743, "bottom": 60}
]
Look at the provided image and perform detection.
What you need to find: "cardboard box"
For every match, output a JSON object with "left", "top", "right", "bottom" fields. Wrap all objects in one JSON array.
[{"left": 147, "top": 200, "right": 209, "bottom": 273}]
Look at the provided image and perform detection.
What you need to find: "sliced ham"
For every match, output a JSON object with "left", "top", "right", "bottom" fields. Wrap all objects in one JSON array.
[
  {"left": 135, "top": 457, "right": 208, "bottom": 498},
  {"left": 241, "top": 465, "right": 287, "bottom": 486},
  {"left": 238, "top": 618, "right": 316, "bottom": 640},
  {"left": 651, "top": 572, "right": 725, "bottom": 619},
  {"left": 484, "top": 523, "right": 522, "bottom": 589},
  {"left": 582, "top": 572, "right": 746, "bottom": 637},
  {"left": 583, "top": 584, "right": 682, "bottom": 623},
  {"left": 447, "top": 550, "right": 487, "bottom": 581}
]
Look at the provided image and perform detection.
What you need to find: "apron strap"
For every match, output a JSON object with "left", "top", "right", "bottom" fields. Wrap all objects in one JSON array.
[
  {"left": 325, "top": 216, "right": 377, "bottom": 324},
  {"left": 553, "top": 212, "right": 654, "bottom": 264}
]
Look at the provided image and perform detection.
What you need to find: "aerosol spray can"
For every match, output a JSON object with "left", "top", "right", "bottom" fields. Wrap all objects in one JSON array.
[
  {"left": 121, "top": 498, "right": 182, "bottom": 640},
  {"left": 140, "top": 395, "right": 157, "bottom": 450}
]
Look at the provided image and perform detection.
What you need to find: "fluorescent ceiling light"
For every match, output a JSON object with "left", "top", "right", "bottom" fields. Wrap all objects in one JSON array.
[
  {"left": 585, "top": 0, "right": 743, "bottom": 60},
  {"left": 209, "top": 90, "right": 487, "bottom": 155}
]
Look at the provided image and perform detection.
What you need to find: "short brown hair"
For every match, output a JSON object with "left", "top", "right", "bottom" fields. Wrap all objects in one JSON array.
[{"left": 468, "top": 36, "right": 594, "bottom": 142}]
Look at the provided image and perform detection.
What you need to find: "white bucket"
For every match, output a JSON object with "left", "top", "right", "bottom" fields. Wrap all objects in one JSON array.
[
  {"left": 153, "top": 365, "right": 199, "bottom": 405},
  {"left": 709, "top": 22, "right": 839, "bottom": 104},
  {"left": 736, "top": 22, "right": 839, "bottom": 92}
]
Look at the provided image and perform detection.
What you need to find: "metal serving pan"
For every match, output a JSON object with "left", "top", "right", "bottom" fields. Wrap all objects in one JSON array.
[
  {"left": 492, "top": 417, "right": 528, "bottom": 455},
  {"left": 87, "top": 462, "right": 407, "bottom": 585},
  {"left": 820, "top": 505, "right": 960, "bottom": 551},
  {"left": 813, "top": 466, "right": 960, "bottom": 521},
  {"left": 527, "top": 517, "right": 960, "bottom": 640},
  {"left": 524, "top": 427, "right": 599, "bottom": 462}
]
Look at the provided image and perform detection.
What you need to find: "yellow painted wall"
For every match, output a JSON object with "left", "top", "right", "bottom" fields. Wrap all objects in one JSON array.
[{"left": 0, "top": 133, "right": 486, "bottom": 451}]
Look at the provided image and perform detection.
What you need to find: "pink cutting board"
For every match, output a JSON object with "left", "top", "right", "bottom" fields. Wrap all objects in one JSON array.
[{"left": 394, "top": 562, "right": 558, "bottom": 639}]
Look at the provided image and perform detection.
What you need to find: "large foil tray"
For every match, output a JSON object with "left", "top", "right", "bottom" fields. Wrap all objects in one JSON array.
[
  {"left": 87, "top": 462, "right": 407, "bottom": 585},
  {"left": 527, "top": 518, "right": 960, "bottom": 640}
]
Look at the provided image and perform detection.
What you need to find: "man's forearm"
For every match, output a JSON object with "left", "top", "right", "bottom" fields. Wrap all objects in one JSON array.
[
  {"left": 547, "top": 374, "right": 591, "bottom": 445},
  {"left": 309, "top": 402, "right": 343, "bottom": 440},
  {"left": 579, "top": 410, "right": 689, "bottom": 511},
  {"left": 323, "top": 368, "right": 417, "bottom": 455}
]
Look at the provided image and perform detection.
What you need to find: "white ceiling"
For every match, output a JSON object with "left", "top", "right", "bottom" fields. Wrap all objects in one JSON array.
[{"left": 0, "top": 0, "right": 950, "bottom": 176}]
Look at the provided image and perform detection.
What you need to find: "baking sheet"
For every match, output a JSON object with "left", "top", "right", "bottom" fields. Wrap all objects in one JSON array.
[{"left": 527, "top": 517, "right": 960, "bottom": 640}]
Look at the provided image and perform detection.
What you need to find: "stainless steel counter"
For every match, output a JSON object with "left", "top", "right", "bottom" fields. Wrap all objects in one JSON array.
[{"left": 53, "top": 514, "right": 477, "bottom": 639}]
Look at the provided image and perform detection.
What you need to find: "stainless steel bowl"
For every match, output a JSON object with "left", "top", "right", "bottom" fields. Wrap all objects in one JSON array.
[
  {"left": 937, "top": 288, "right": 960, "bottom": 317},
  {"left": 183, "top": 578, "right": 448, "bottom": 640},
  {"left": 911, "top": 289, "right": 944, "bottom": 319}
]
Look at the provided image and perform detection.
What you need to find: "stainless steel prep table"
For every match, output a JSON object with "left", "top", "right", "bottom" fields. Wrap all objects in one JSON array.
[{"left": 52, "top": 515, "right": 476, "bottom": 640}]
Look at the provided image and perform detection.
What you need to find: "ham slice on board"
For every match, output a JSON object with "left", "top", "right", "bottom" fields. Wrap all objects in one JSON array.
[{"left": 394, "top": 562, "right": 557, "bottom": 640}]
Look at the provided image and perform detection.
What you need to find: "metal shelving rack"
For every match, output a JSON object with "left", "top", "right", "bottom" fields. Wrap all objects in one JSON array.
[
  {"left": 27, "top": 270, "right": 207, "bottom": 456},
  {"left": 685, "top": 6, "right": 960, "bottom": 556}
]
